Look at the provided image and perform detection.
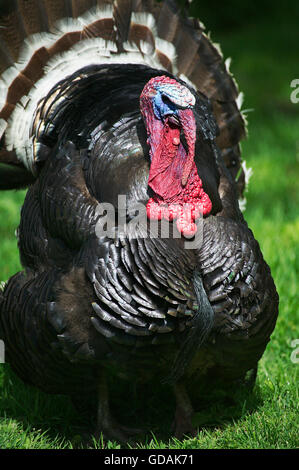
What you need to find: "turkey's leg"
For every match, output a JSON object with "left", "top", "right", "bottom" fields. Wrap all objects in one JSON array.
[
  {"left": 95, "top": 369, "right": 142, "bottom": 443},
  {"left": 173, "top": 381, "right": 197, "bottom": 438}
]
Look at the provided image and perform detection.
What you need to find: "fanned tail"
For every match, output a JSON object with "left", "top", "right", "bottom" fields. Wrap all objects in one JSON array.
[{"left": 0, "top": 0, "right": 247, "bottom": 196}]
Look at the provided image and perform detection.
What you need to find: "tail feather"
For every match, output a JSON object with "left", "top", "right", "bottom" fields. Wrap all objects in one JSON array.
[
  {"left": 0, "top": 41, "right": 14, "bottom": 75},
  {"left": 0, "top": 1, "right": 26, "bottom": 62},
  {"left": 18, "top": 0, "right": 50, "bottom": 35},
  {"left": 128, "top": 12, "right": 156, "bottom": 54},
  {"left": 71, "top": 0, "right": 96, "bottom": 18},
  {"left": 113, "top": 0, "right": 132, "bottom": 46},
  {"left": 156, "top": 0, "right": 180, "bottom": 43},
  {"left": 43, "top": 0, "right": 73, "bottom": 28},
  {"left": 212, "top": 100, "right": 245, "bottom": 148}
]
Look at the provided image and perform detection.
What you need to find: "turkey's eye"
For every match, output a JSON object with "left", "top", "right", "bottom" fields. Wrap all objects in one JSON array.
[
  {"left": 160, "top": 94, "right": 177, "bottom": 117},
  {"left": 161, "top": 95, "right": 173, "bottom": 106}
]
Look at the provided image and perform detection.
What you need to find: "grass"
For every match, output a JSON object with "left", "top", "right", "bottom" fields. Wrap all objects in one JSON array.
[{"left": 0, "top": 11, "right": 298, "bottom": 450}]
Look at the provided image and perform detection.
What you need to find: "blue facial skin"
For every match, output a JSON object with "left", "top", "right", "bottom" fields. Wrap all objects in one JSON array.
[{"left": 152, "top": 91, "right": 178, "bottom": 122}]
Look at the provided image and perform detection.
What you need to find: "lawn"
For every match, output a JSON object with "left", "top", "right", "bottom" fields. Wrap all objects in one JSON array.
[{"left": 0, "top": 5, "right": 298, "bottom": 449}]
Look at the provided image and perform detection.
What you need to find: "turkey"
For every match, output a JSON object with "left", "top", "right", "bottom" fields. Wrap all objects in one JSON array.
[{"left": 0, "top": 0, "right": 278, "bottom": 441}]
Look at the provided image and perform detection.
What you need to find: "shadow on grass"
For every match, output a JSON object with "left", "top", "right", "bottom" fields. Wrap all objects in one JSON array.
[{"left": 0, "top": 364, "right": 264, "bottom": 449}]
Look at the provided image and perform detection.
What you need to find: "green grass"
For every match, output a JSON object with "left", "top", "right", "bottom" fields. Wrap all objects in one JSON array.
[{"left": 0, "top": 13, "right": 298, "bottom": 449}]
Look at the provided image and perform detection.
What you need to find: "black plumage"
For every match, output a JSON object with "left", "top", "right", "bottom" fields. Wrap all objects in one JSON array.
[{"left": 0, "top": 0, "right": 278, "bottom": 441}]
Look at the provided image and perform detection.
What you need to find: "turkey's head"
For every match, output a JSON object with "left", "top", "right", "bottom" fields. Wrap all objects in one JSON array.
[{"left": 140, "top": 76, "right": 212, "bottom": 237}]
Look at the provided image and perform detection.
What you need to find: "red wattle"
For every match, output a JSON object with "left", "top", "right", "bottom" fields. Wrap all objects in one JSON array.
[
  {"left": 146, "top": 164, "right": 212, "bottom": 237},
  {"left": 176, "top": 216, "right": 198, "bottom": 238}
]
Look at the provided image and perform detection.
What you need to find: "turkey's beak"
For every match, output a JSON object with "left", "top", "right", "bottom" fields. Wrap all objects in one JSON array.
[{"left": 166, "top": 114, "right": 180, "bottom": 126}]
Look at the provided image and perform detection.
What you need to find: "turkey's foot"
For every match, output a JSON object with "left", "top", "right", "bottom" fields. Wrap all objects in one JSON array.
[
  {"left": 95, "top": 370, "right": 143, "bottom": 444},
  {"left": 94, "top": 418, "right": 144, "bottom": 444},
  {"left": 172, "top": 382, "right": 197, "bottom": 439},
  {"left": 243, "top": 366, "right": 258, "bottom": 390}
]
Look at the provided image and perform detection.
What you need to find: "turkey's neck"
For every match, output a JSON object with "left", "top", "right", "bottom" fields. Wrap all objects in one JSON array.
[
  {"left": 144, "top": 110, "right": 212, "bottom": 237},
  {"left": 148, "top": 118, "right": 183, "bottom": 201}
]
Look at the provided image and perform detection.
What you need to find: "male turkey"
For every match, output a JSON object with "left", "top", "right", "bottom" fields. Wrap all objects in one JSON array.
[{"left": 0, "top": 0, "right": 278, "bottom": 441}]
